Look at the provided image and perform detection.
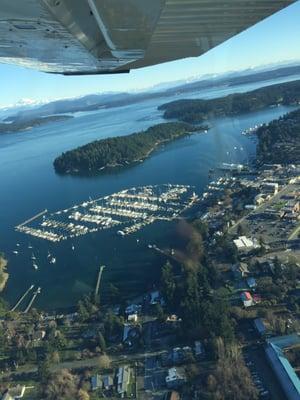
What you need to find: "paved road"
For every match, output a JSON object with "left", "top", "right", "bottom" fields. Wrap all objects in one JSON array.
[
  {"left": 0, "top": 349, "right": 165, "bottom": 378},
  {"left": 228, "top": 183, "right": 294, "bottom": 235}
]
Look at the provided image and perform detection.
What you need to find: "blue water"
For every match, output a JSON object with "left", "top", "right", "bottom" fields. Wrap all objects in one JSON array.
[{"left": 0, "top": 79, "right": 296, "bottom": 310}]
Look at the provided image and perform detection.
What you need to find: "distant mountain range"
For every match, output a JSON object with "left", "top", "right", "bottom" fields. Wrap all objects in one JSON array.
[{"left": 3, "top": 63, "right": 300, "bottom": 124}]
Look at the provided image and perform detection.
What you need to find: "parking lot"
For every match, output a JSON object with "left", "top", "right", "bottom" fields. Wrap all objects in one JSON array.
[{"left": 243, "top": 346, "right": 286, "bottom": 400}]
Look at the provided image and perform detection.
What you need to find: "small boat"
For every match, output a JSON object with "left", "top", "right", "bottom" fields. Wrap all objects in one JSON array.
[
  {"left": 16, "top": 243, "right": 20, "bottom": 247},
  {"left": 71, "top": 245, "right": 75, "bottom": 251},
  {"left": 50, "top": 257, "right": 56, "bottom": 264},
  {"left": 31, "top": 253, "right": 36, "bottom": 260},
  {"left": 117, "top": 230, "right": 125, "bottom": 236},
  {"left": 28, "top": 245, "right": 33, "bottom": 249},
  {"left": 33, "top": 263, "right": 38, "bottom": 270},
  {"left": 47, "top": 251, "right": 51, "bottom": 259},
  {"left": 13, "top": 250, "right": 18, "bottom": 255}
]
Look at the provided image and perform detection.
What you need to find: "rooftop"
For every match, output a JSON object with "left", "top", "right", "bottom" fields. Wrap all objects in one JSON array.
[{"left": 265, "top": 334, "right": 300, "bottom": 400}]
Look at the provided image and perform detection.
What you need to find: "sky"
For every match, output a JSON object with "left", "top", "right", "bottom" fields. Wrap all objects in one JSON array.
[{"left": 1, "top": 1, "right": 300, "bottom": 108}]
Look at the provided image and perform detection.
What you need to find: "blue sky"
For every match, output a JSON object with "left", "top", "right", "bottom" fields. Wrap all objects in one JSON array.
[{"left": 1, "top": 1, "right": 300, "bottom": 108}]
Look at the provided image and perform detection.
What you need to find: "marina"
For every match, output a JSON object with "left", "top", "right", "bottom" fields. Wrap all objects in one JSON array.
[
  {"left": 15, "top": 184, "right": 199, "bottom": 242},
  {"left": 0, "top": 81, "right": 291, "bottom": 310}
]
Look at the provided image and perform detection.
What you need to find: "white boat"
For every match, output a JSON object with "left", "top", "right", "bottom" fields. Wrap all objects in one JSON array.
[
  {"left": 16, "top": 243, "right": 20, "bottom": 247},
  {"left": 117, "top": 230, "right": 125, "bottom": 236},
  {"left": 13, "top": 250, "right": 18, "bottom": 255},
  {"left": 71, "top": 245, "right": 75, "bottom": 251},
  {"left": 33, "top": 263, "right": 38, "bottom": 270},
  {"left": 31, "top": 253, "right": 36, "bottom": 260},
  {"left": 50, "top": 257, "right": 56, "bottom": 264}
]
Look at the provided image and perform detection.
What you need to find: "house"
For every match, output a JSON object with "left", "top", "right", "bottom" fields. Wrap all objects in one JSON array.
[
  {"left": 194, "top": 341, "right": 205, "bottom": 359},
  {"left": 127, "top": 314, "right": 138, "bottom": 323},
  {"left": 247, "top": 277, "right": 257, "bottom": 289},
  {"left": 91, "top": 375, "right": 102, "bottom": 391},
  {"left": 231, "top": 262, "right": 249, "bottom": 279},
  {"left": 255, "top": 194, "right": 266, "bottom": 205},
  {"left": 166, "top": 314, "right": 181, "bottom": 322},
  {"left": 123, "top": 323, "right": 140, "bottom": 347},
  {"left": 261, "top": 182, "right": 279, "bottom": 196},
  {"left": 253, "top": 318, "right": 266, "bottom": 337},
  {"left": 125, "top": 304, "right": 141, "bottom": 315},
  {"left": 149, "top": 290, "right": 163, "bottom": 305},
  {"left": 253, "top": 294, "right": 262, "bottom": 304},
  {"left": 116, "top": 366, "right": 130, "bottom": 396},
  {"left": 32, "top": 330, "right": 46, "bottom": 341},
  {"left": 165, "top": 368, "right": 185, "bottom": 389},
  {"left": 240, "top": 291, "right": 253, "bottom": 307},
  {"left": 102, "top": 375, "right": 114, "bottom": 391}
]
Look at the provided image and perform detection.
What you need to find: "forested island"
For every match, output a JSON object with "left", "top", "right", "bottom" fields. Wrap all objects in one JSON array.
[
  {"left": 54, "top": 122, "right": 203, "bottom": 174},
  {"left": 0, "top": 114, "right": 73, "bottom": 134},
  {"left": 256, "top": 107, "right": 300, "bottom": 164},
  {"left": 159, "top": 80, "right": 300, "bottom": 123}
]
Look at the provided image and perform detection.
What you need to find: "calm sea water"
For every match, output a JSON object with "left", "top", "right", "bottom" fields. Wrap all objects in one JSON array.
[{"left": 0, "top": 78, "right": 297, "bottom": 310}]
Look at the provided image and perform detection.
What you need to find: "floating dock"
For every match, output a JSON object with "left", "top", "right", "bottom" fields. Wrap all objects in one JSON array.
[
  {"left": 17, "top": 209, "right": 47, "bottom": 228},
  {"left": 15, "top": 185, "right": 199, "bottom": 242}
]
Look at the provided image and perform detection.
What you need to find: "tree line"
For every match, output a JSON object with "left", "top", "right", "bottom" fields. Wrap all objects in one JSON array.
[{"left": 159, "top": 79, "right": 300, "bottom": 123}]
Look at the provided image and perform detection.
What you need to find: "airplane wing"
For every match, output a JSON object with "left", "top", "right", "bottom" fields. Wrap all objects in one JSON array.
[{"left": 0, "top": 0, "right": 295, "bottom": 75}]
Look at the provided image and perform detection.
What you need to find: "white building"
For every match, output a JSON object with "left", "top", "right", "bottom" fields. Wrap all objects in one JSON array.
[
  {"left": 233, "top": 236, "right": 259, "bottom": 252},
  {"left": 166, "top": 368, "right": 185, "bottom": 389}
]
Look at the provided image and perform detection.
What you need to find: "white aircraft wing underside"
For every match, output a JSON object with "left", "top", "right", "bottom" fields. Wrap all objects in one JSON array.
[{"left": 0, "top": 0, "right": 295, "bottom": 75}]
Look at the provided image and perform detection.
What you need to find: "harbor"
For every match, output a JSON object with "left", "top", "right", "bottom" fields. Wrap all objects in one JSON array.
[{"left": 15, "top": 184, "right": 199, "bottom": 242}]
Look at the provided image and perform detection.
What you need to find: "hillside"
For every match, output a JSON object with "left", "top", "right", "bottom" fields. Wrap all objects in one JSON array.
[
  {"left": 256, "top": 107, "right": 300, "bottom": 164},
  {"left": 54, "top": 122, "right": 202, "bottom": 174},
  {"left": 159, "top": 80, "right": 300, "bottom": 123}
]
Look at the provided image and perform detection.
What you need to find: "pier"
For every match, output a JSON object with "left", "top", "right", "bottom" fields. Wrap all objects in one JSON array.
[
  {"left": 16, "top": 209, "right": 48, "bottom": 228},
  {"left": 10, "top": 285, "right": 34, "bottom": 312},
  {"left": 24, "top": 287, "right": 41, "bottom": 313},
  {"left": 95, "top": 265, "right": 106, "bottom": 303}
]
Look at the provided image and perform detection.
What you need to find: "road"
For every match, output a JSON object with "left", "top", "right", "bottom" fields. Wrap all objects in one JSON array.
[
  {"left": 1, "top": 349, "right": 165, "bottom": 378},
  {"left": 228, "top": 183, "right": 294, "bottom": 235}
]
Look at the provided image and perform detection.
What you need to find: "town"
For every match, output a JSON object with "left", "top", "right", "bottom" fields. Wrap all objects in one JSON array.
[{"left": 1, "top": 159, "right": 300, "bottom": 400}]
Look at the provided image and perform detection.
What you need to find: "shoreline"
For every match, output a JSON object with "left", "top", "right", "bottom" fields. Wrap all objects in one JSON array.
[{"left": 0, "top": 255, "right": 9, "bottom": 292}]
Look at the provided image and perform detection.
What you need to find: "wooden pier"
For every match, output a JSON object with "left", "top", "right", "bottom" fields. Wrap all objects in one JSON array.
[
  {"left": 10, "top": 285, "right": 34, "bottom": 312},
  {"left": 95, "top": 265, "right": 106, "bottom": 303}
]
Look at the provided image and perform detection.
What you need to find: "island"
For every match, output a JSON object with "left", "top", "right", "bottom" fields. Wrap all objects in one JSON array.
[
  {"left": 256, "top": 107, "right": 300, "bottom": 164},
  {"left": 0, "top": 253, "right": 8, "bottom": 292},
  {"left": 0, "top": 114, "right": 73, "bottom": 134},
  {"left": 158, "top": 80, "right": 300, "bottom": 123},
  {"left": 53, "top": 122, "right": 204, "bottom": 174}
]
